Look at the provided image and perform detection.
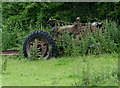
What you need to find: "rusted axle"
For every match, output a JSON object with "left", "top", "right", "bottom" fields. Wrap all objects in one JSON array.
[{"left": 2, "top": 49, "right": 20, "bottom": 55}]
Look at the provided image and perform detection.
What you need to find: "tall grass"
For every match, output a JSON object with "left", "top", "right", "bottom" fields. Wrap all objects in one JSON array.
[
  {"left": 2, "top": 19, "right": 120, "bottom": 57},
  {"left": 56, "top": 20, "right": 119, "bottom": 56}
]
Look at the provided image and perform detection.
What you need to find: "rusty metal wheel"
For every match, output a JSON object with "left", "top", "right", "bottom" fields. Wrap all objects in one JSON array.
[{"left": 23, "top": 30, "right": 56, "bottom": 59}]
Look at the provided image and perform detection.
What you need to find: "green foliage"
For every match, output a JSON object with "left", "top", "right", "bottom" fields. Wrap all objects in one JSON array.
[
  {"left": 2, "top": 2, "right": 120, "bottom": 23},
  {"left": 2, "top": 2, "right": 120, "bottom": 56},
  {"left": 56, "top": 20, "right": 119, "bottom": 57}
]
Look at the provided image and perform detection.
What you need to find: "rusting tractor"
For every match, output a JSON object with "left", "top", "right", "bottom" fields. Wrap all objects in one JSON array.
[{"left": 23, "top": 17, "right": 103, "bottom": 59}]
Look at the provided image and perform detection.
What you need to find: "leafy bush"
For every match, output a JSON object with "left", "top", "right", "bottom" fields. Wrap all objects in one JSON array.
[
  {"left": 2, "top": 19, "right": 119, "bottom": 57},
  {"left": 55, "top": 20, "right": 119, "bottom": 56}
]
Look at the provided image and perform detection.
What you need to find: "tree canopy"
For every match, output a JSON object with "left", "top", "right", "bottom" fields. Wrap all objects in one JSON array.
[{"left": 2, "top": 2, "right": 120, "bottom": 26}]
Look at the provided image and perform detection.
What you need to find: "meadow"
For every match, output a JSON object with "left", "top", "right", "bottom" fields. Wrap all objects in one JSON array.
[{"left": 2, "top": 53, "right": 118, "bottom": 86}]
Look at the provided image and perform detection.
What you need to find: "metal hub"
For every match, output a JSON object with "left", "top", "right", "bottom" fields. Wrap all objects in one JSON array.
[
  {"left": 26, "top": 36, "right": 50, "bottom": 58},
  {"left": 37, "top": 41, "right": 48, "bottom": 56}
]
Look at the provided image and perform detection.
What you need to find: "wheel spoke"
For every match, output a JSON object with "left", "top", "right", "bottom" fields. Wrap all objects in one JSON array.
[
  {"left": 23, "top": 30, "right": 55, "bottom": 59},
  {"left": 26, "top": 36, "right": 50, "bottom": 58}
]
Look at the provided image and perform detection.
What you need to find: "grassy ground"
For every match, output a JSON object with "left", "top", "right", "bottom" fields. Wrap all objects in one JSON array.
[{"left": 2, "top": 53, "right": 118, "bottom": 86}]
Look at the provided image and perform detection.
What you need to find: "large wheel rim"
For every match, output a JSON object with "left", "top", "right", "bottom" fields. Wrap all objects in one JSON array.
[{"left": 26, "top": 35, "right": 52, "bottom": 59}]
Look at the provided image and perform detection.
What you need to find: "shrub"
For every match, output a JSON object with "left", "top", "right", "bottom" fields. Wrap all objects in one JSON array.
[
  {"left": 2, "top": 19, "right": 119, "bottom": 56},
  {"left": 55, "top": 20, "right": 119, "bottom": 56}
]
